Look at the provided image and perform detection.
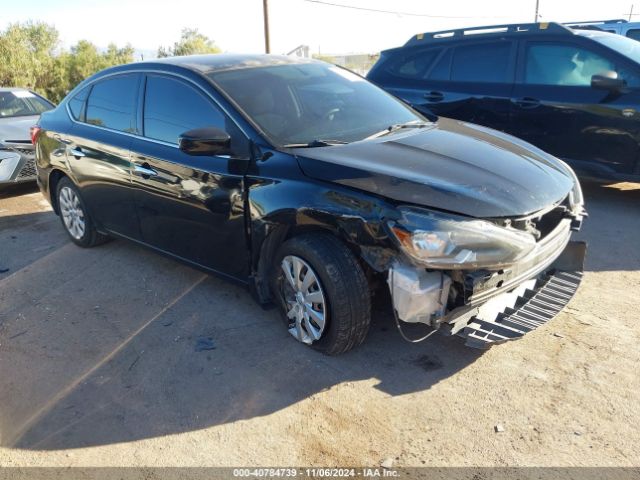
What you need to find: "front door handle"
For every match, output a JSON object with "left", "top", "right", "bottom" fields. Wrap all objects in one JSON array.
[
  {"left": 424, "top": 91, "right": 444, "bottom": 102},
  {"left": 134, "top": 163, "right": 158, "bottom": 178},
  {"left": 513, "top": 97, "right": 541, "bottom": 109},
  {"left": 68, "top": 147, "right": 85, "bottom": 158}
]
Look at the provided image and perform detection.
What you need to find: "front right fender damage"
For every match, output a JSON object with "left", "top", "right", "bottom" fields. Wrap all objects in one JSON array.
[{"left": 245, "top": 159, "right": 587, "bottom": 350}]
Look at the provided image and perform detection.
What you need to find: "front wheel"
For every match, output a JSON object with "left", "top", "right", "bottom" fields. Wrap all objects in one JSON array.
[{"left": 271, "top": 234, "right": 371, "bottom": 355}]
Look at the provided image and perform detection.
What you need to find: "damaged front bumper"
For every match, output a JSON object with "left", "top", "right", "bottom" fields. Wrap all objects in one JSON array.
[
  {"left": 387, "top": 215, "right": 587, "bottom": 349},
  {"left": 447, "top": 240, "right": 585, "bottom": 349}
]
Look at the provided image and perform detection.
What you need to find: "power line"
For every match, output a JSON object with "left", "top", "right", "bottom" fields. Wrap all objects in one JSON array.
[{"left": 302, "top": 0, "right": 513, "bottom": 19}]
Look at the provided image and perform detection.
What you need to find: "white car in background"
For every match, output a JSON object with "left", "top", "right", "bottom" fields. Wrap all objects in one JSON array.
[{"left": 0, "top": 88, "right": 54, "bottom": 187}]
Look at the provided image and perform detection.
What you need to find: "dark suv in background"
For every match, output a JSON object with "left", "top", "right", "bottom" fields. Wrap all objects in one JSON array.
[{"left": 367, "top": 22, "right": 640, "bottom": 181}]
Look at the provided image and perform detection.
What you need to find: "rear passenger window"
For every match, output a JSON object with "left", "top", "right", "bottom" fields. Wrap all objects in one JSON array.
[
  {"left": 85, "top": 75, "right": 138, "bottom": 132},
  {"left": 68, "top": 87, "right": 89, "bottom": 121},
  {"left": 450, "top": 42, "right": 512, "bottom": 83},
  {"left": 386, "top": 49, "right": 440, "bottom": 79},
  {"left": 143, "top": 76, "right": 225, "bottom": 144}
]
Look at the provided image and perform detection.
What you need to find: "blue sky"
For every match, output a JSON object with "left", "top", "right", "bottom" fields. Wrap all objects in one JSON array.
[{"left": 1, "top": 0, "right": 639, "bottom": 56}]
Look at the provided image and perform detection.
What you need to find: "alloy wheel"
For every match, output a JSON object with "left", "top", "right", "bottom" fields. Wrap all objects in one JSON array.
[
  {"left": 59, "top": 186, "right": 86, "bottom": 240},
  {"left": 280, "top": 255, "right": 327, "bottom": 344}
]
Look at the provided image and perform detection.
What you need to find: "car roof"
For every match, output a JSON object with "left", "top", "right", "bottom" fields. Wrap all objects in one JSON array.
[
  {"left": 402, "top": 22, "right": 574, "bottom": 48},
  {"left": 0, "top": 87, "right": 33, "bottom": 93},
  {"left": 572, "top": 28, "right": 624, "bottom": 39},
  {"left": 132, "top": 53, "right": 319, "bottom": 75}
]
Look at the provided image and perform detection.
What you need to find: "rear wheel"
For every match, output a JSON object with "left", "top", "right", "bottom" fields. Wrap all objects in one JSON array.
[
  {"left": 56, "top": 177, "right": 109, "bottom": 247},
  {"left": 271, "top": 234, "right": 371, "bottom": 355}
]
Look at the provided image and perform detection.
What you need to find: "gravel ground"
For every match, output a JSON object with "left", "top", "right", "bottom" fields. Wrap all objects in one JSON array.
[{"left": 0, "top": 180, "right": 638, "bottom": 467}]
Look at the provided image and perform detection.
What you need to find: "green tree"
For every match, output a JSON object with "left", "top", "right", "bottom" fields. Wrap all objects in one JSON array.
[
  {"left": 0, "top": 21, "right": 59, "bottom": 98},
  {"left": 0, "top": 22, "right": 135, "bottom": 103},
  {"left": 66, "top": 40, "right": 134, "bottom": 89},
  {"left": 157, "top": 28, "right": 221, "bottom": 57}
]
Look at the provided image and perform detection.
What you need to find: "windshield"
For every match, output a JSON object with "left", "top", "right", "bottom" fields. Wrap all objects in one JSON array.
[
  {"left": 0, "top": 91, "right": 53, "bottom": 118},
  {"left": 209, "top": 62, "right": 424, "bottom": 146},
  {"left": 588, "top": 32, "right": 640, "bottom": 65}
]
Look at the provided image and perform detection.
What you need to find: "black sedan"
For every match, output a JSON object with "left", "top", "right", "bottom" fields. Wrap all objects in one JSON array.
[{"left": 35, "top": 54, "right": 586, "bottom": 354}]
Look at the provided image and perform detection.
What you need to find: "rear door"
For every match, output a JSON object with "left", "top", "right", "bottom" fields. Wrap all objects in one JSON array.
[
  {"left": 374, "top": 39, "right": 516, "bottom": 133},
  {"left": 65, "top": 74, "right": 141, "bottom": 239},
  {"left": 130, "top": 73, "right": 250, "bottom": 279},
  {"left": 419, "top": 39, "right": 516, "bottom": 133},
  {"left": 510, "top": 38, "right": 640, "bottom": 175}
]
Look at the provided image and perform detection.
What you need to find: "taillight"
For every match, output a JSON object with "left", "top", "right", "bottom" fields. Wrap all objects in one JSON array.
[{"left": 30, "top": 125, "right": 41, "bottom": 145}]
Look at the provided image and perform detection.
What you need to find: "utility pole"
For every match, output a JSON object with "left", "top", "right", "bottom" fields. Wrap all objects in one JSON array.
[
  {"left": 629, "top": 4, "right": 635, "bottom": 21},
  {"left": 263, "top": 0, "right": 271, "bottom": 53},
  {"left": 534, "top": 0, "right": 540, "bottom": 22}
]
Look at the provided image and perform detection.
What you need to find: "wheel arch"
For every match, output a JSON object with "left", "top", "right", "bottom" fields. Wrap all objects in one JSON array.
[
  {"left": 250, "top": 197, "right": 399, "bottom": 304},
  {"left": 48, "top": 169, "right": 69, "bottom": 215}
]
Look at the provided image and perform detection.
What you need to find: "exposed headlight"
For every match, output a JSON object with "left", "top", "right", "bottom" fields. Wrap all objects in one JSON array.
[{"left": 389, "top": 208, "right": 536, "bottom": 269}]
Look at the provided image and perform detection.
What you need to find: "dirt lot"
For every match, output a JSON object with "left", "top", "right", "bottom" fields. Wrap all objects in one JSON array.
[{"left": 0, "top": 179, "right": 639, "bottom": 468}]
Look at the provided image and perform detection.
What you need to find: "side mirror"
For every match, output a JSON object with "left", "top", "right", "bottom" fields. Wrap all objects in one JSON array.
[
  {"left": 591, "top": 71, "right": 625, "bottom": 91},
  {"left": 179, "top": 127, "right": 231, "bottom": 156}
]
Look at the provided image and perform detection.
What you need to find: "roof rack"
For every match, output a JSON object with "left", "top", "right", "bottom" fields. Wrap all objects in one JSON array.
[
  {"left": 564, "top": 19, "right": 628, "bottom": 26},
  {"left": 405, "top": 22, "right": 573, "bottom": 47}
]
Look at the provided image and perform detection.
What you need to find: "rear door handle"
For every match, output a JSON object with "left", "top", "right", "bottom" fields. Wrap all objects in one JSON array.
[
  {"left": 68, "top": 147, "right": 85, "bottom": 158},
  {"left": 54, "top": 134, "right": 72, "bottom": 145},
  {"left": 513, "top": 97, "right": 541, "bottom": 109},
  {"left": 423, "top": 91, "right": 444, "bottom": 102},
  {"left": 134, "top": 163, "right": 158, "bottom": 178}
]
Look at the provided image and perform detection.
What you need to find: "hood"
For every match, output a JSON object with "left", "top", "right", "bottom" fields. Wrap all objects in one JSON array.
[
  {"left": 0, "top": 115, "right": 40, "bottom": 142},
  {"left": 293, "top": 118, "right": 575, "bottom": 218}
]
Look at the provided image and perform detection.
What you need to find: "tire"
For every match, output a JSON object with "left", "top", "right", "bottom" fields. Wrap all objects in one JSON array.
[
  {"left": 271, "top": 233, "right": 371, "bottom": 355},
  {"left": 56, "top": 177, "right": 109, "bottom": 248}
]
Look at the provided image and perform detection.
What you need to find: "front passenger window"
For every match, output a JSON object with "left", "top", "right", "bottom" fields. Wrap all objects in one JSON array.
[
  {"left": 386, "top": 49, "right": 440, "bottom": 79},
  {"left": 143, "top": 76, "right": 225, "bottom": 145},
  {"left": 627, "top": 29, "right": 640, "bottom": 41},
  {"left": 525, "top": 44, "right": 617, "bottom": 86}
]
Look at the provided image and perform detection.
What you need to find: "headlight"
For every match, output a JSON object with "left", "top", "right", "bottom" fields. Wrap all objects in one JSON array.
[{"left": 389, "top": 208, "right": 536, "bottom": 269}]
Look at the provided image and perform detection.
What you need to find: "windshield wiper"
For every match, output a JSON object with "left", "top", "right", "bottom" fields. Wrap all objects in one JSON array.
[
  {"left": 365, "top": 121, "right": 430, "bottom": 140},
  {"left": 282, "top": 139, "right": 349, "bottom": 148}
]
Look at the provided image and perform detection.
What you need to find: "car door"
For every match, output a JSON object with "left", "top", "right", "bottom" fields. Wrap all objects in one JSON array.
[
  {"left": 64, "top": 74, "right": 141, "bottom": 239},
  {"left": 403, "top": 40, "right": 516, "bottom": 133},
  {"left": 510, "top": 38, "right": 640, "bottom": 175},
  {"left": 129, "top": 73, "right": 250, "bottom": 279}
]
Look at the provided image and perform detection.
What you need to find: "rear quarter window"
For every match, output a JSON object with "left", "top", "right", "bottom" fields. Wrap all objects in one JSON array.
[
  {"left": 385, "top": 49, "right": 441, "bottom": 79},
  {"left": 68, "top": 87, "right": 90, "bottom": 121}
]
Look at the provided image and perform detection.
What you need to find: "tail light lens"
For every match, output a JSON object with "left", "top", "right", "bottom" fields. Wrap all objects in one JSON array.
[{"left": 30, "top": 125, "right": 41, "bottom": 145}]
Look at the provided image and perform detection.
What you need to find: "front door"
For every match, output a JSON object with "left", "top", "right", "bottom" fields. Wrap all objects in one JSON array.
[
  {"left": 510, "top": 39, "right": 640, "bottom": 175},
  {"left": 130, "top": 74, "right": 250, "bottom": 280}
]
